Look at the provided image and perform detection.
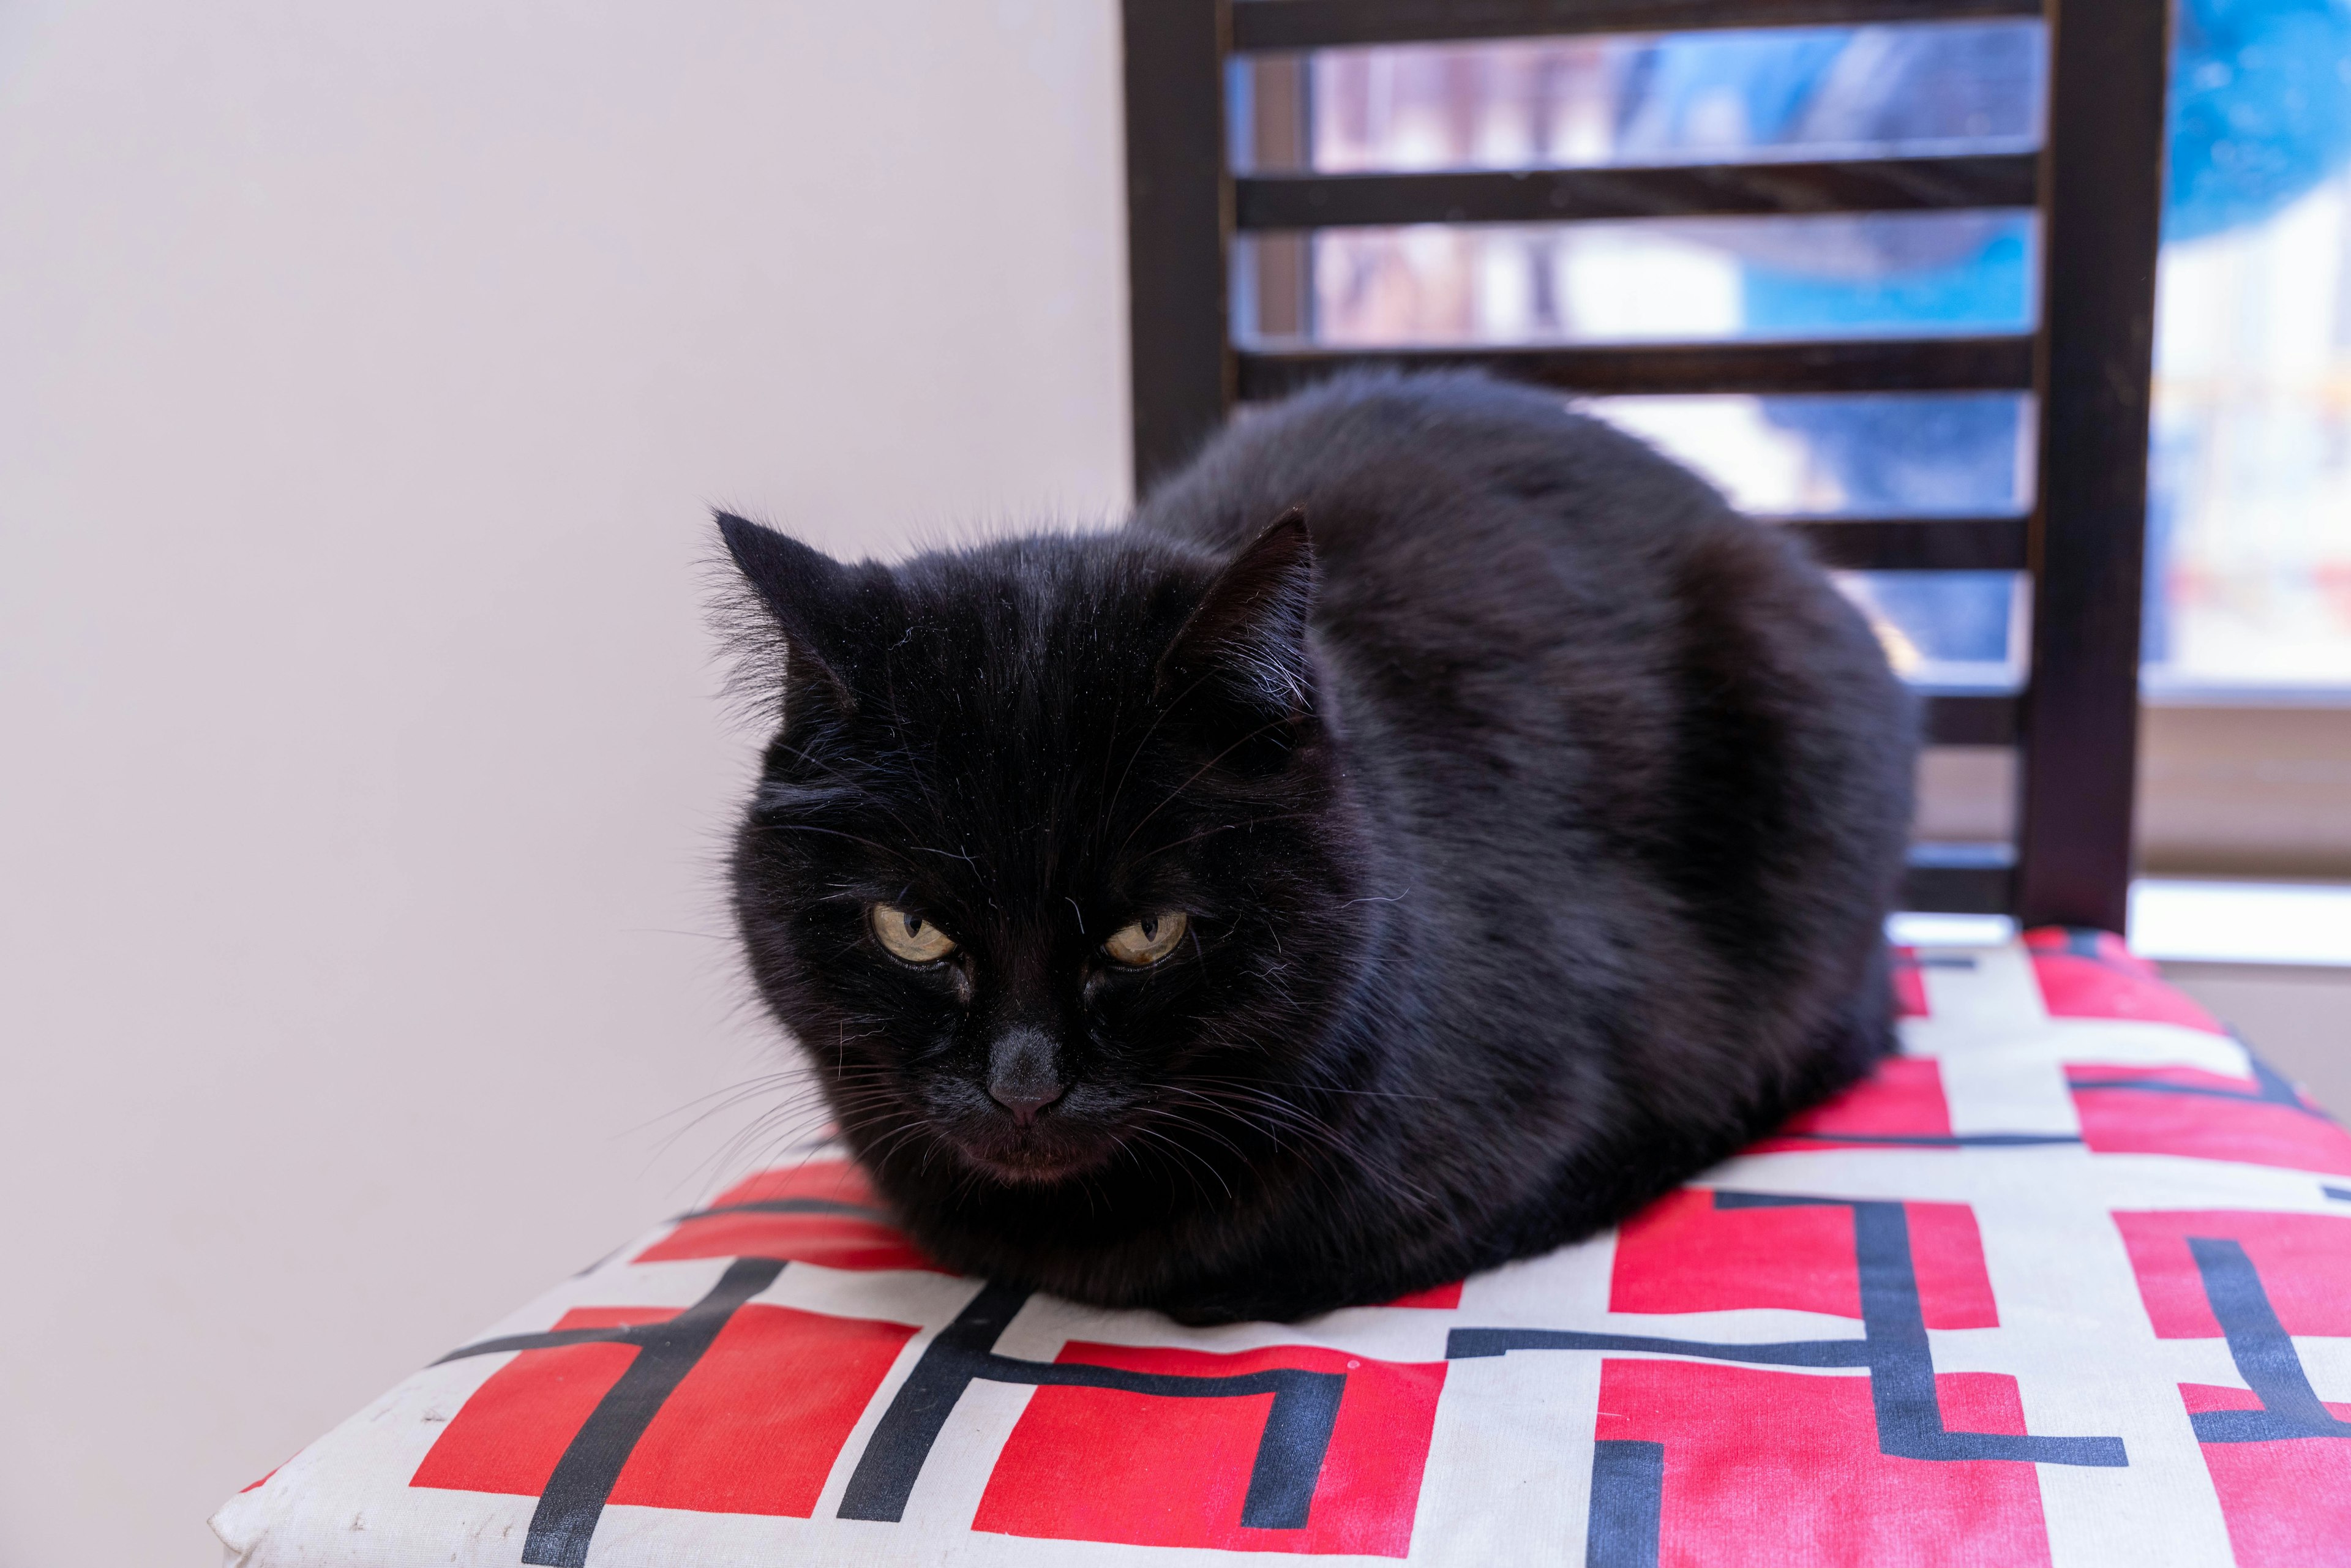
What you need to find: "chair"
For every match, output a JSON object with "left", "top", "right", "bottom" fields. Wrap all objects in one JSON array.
[
  {"left": 230, "top": 13, "right": 2351, "bottom": 1567},
  {"left": 216, "top": 935, "right": 2351, "bottom": 1565},
  {"left": 1122, "top": 0, "right": 2172, "bottom": 933}
]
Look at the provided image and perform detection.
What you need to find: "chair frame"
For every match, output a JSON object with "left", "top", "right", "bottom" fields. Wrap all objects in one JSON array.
[{"left": 1122, "top": 0, "right": 2170, "bottom": 932}]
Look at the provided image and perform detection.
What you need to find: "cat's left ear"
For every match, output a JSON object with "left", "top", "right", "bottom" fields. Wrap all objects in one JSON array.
[
  {"left": 1155, "top": 510, "right": 1316, "bottom": 724},
  {"left": 714, "top": 511, "right": 860, "bottom": 716}
]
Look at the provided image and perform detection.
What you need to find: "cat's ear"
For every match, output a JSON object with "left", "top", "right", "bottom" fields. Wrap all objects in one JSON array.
[
  {"left": 714, "top": 511, "right": 858, "bottom": 715},
  {"left": 1154, "top": 510, "right": 1316, "bottom": 723}
]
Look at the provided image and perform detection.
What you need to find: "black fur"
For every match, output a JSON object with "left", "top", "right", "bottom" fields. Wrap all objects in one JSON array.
[{"left": 719, "top": 372, "right": 1916, "bottom": 1324}]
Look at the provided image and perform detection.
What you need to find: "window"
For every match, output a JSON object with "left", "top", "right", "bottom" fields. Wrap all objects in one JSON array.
[{"left": 1231, "top": 7, "right": 2351, "bottom": 881}]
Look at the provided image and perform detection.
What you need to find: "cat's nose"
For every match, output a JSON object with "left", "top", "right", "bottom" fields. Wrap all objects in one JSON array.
[{"left": 986, "top": 1026, "right": 1066, "bottom": 1126}]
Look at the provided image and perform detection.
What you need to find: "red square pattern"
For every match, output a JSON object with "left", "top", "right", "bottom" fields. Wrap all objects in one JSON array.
[
  {"left": 637, "top": 1160, "right": 947, "bottom": 1274},
  {"left": 1597, "top": 1360, "right": 2053, "bottom": 1567},
  {"left": 2112, "top": 1209, "right": 2351, "bottom": 1338},
  {"left": 1749, "top": 1057, "right": 1954, "bottom": 1154},
  {"left": 1385, "top": 1281, "right": 1463, "bottom": 1309},
  {"left": 2068, "top": 1067, "right": 2351, "bottom": 1176},
  {"left": 2025, "top": 928, "right": 2225, "bottom": 1033},
  {"left": 705, "top": 1161, "right": 877, "bottom": 1209},
  {"left": 972, "top": 1341, "right": 1447, "bottom": 1557},
  {"left": 411, "top": 1307, "right": 666, "bottom": 1497},
  {"left": 2179, "top": 1384, "right": 2351, "bottom": 1568},
  {"left": 411, "top": 1302, "right": 916, "bottom": 1517},
  {"left": 1612, "top": 1188, "right": 1997, "bottom": 1328}
]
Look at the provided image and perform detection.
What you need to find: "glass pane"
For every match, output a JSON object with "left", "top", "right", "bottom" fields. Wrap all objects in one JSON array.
[
  {"left": 1240, "top": 21, "right": 2045, "bottom": 174},
  {"left": 1839, "top": 571, "right": 2028, "bottom": 689},
  {"left": 1588, "top": 394, "right": 2032, "bottom": 688},
  {"left": 1250, "top": 211, "right": 2037, "bottom": 347},
  {"left": 2140, "top": 0, "right": 2351, "bottom": 694},
  {"left": 1586, "top": 392, "right": 2033, "bottom": 517},
  {"left": 2146, "top": 165, "right": 2351, "bottom": 692}
]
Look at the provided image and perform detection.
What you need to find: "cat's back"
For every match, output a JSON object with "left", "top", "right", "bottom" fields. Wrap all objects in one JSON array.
[
  {"left": 1129, "top": 370, "right": 1732, "bottom": 594},
  {"left": 1126, "top": 370, "right": 1851, "bottom": 767},
  {"left": 1126, "top": 372, "right": 1777, "bottom": 712}
]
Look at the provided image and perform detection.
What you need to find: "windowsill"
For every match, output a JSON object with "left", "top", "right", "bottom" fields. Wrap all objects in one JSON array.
[
  {"left": 2141, "top": 681, "right": 2351, "bottom": 708},
  {"left": 2127, "top": 879, "right": 2351, "bottom": 967},
  {"left": 1891, "top": 880, "right": 2351, "bottom": 968}
]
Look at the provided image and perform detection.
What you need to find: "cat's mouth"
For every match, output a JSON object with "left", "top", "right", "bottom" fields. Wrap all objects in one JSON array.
[
  {"left": 964, "top": 1146, "right": 1087, "bottom": 1183},
  {"left": 947, "top": 1119, "right": 1119, "bottom": 1185}
]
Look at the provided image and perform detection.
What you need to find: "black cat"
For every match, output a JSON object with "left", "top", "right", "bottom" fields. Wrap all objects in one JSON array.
[{"left": 719, "top": 371, "right": 1915, "bottom": 1324}]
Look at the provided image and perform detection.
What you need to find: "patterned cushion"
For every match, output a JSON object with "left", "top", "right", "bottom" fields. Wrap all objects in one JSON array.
[{"left": 212, "top": 931, "right": 2351, "bottom": 1566}]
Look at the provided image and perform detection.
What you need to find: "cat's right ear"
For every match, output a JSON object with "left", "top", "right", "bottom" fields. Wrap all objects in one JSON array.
[
  {"left": 1154, "top": 509, "right": 1318, "bottom": 725},
  {"left": 714, "top": 511, "right": 857, "bottom": 715}
]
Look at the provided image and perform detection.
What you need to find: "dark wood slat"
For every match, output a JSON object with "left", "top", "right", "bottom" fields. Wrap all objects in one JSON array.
[
  {"left": 2012, "top": 0, "right": 2169, "bottom": 932},
  {"left": 1242, "top": 57, "right": 1315, "bottom": 336},
  {"left": 1235, "top": 156, "right": 2039, "bottom": 230},
  {"left": 1779, "top": 516, "right": 2029, "bottom": 571},
  {"left": 1237, "top": 336, "right": 2035, "bottom": 399},
  {"left": 1902, "top": 842, "right": 2017, "bottom": 915},
  {"left": 1122, "top": 0, "right": 1233, "bottom": 493},
  {"left": 1234, "top": 0, "right": 2042, "bottom": 53},
  {"left": 1920, "top": 691, "right": 2019, "bottom": 747}
]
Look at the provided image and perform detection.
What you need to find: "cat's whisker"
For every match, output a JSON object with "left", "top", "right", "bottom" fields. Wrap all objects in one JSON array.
[
  {"left": 1152, "top": 1081, "right": 1441, "bottom": 1212},
  {"left": 697, "top": 1097, "right": 844, "bottom": 1184},
  {"left": 1129, "top": 1103, "right": 1255, "bottom": 1168},
  {"left": 856, "top": 1113, "right": 943, "bottom": 1175},
  {"left": 1125, "top": 1123, "right": 1231, "bottom": 1205},
  {"left": 636, "top": 1071, "right": 823, "bottom": 1158}
]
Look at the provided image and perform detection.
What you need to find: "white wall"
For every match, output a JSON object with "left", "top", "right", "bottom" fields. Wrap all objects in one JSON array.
[{"left": 0, "top": 4, "right": 1127, "bottom": 1561}]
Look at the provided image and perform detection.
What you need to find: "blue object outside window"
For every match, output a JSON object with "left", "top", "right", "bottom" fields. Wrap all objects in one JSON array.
[{"left": 1631, "top": 1, "right": 2351, "bottom": 670}]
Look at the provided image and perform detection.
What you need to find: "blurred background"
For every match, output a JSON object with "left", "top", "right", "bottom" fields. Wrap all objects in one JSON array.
[
  {"left": 1, "top": 2, "right": 2345, "bottom": 1562},
  {"left": 1228, "top": 5, "right": 2351, "bottom": 896},
  {"left": 1234, "top": 8, "right": 2351, "bottom": 692},
  {"left": 0, "top": 4, "right": 1125, "bottom": 1561}
]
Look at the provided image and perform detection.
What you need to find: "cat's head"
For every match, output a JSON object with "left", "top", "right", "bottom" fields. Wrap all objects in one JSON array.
[{"left": 718, "top": 512, "right": 1371, "bottom": 1196}]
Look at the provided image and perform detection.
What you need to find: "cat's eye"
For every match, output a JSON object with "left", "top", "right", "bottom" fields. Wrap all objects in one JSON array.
[
  {"left": 1103, "top": 910, "right": 1189, "bottom": 967},
  {"left": 871, "top": 903, "right": 958, "bottom": 964}
]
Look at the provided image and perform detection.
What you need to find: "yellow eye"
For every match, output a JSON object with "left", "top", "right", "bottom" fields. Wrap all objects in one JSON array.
[
  {"left": 1104, "top": 910, "right": 1189, "bottom": 967},
  {"left": 871, "top": 903, "right": 957, "bottom": 964}
]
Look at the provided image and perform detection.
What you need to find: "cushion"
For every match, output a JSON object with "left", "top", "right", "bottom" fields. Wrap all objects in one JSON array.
[{"left": 212, "top": 930, "right": 2351, "bottom": 1566}]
